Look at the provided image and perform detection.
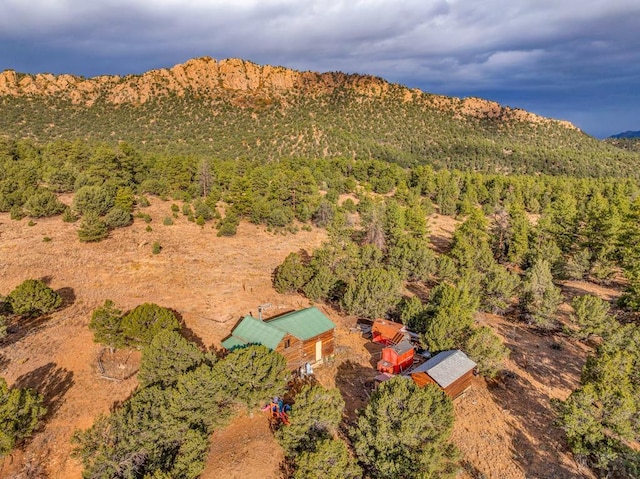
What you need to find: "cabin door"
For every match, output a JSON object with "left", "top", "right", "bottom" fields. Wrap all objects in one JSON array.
[{"left": 315, "top": 340, "right": 322, "bottom": 362}]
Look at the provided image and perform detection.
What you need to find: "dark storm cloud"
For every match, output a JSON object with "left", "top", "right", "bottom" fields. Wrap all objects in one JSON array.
[{"left": 1, "top": 0, "right": 639, "bottom": 137}]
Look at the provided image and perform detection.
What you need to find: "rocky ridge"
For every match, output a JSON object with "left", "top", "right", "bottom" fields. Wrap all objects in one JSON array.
[{"left": 0, "top": 57, "right": 575, "bottom": 129}]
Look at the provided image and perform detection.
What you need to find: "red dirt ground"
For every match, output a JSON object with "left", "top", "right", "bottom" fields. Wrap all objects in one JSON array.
[{"left": 0, "top": 204, "right": 613, "bottom": 478}]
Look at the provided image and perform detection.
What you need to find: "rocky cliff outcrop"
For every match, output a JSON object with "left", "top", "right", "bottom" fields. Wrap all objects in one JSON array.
[{"left": 0, "top": 57, "right": 575, "bottom": 130}]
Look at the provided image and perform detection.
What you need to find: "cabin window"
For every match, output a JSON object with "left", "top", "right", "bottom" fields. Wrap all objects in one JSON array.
[{"left": 284, "top": 338, "right": 291, "bottom": 349}]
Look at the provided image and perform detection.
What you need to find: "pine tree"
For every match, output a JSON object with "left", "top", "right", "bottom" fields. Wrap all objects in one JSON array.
[
  {"left": 520, "top": 259, "right": 563, "bottom": 329},
  {"left": 352, "top": 378, "right": 458, "bottom": 479}
]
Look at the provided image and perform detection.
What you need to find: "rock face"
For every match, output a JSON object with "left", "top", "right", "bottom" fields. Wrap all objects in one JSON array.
[{"left": 0, "top": 57, "right": 575, "bottom": 129}]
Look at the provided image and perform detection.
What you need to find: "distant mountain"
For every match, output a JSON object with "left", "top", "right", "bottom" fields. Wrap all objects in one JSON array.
[
  {"left": 609, "top": 130, "right": 640, "bottom": 139},
  {"left": 1, "top": 57, "right": 639, "bottom": 178}
]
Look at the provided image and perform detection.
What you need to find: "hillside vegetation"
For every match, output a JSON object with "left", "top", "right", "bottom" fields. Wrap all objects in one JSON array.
[{"left": 1, "top": 57, "right": 639, "bottom": 178}]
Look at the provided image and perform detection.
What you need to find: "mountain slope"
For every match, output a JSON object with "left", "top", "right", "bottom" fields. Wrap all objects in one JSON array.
[
  {"left": 1, "top": 57, "right": 638, "bottom": 177},
  {"left": 609, "top": 130, "right": 640, "bottom": 139}
]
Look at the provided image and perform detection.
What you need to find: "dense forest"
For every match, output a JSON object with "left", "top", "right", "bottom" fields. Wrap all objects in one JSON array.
[{"left": 2, "top": 60, "right": 640, "bottom": 179}]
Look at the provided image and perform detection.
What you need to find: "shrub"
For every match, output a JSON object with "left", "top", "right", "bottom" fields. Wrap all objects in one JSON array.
[
  {"left": 217, "top": 213, "right": 239, "bottom": 237},
  {"left": 62, "top": 207, "right": 78, "bottom": 223},
  {"left": 23, "top": 190, "right": 66, "bottom": 218},
  {"left": 103, "top": 207, "right": 132, "bottom": 229},
  {"left": 7, "top": 279, "right": 62, "bottom": 317},
  {"left": 73, "top": 185, "right": 113, "bottom": 216},
  {"left": 0, "top": 378, "right": 46, "bottom": 457},
  {"left": 77, "top": 213, "right": 108, "bottom": 242},
  {"left": 120, "top": 303, "right": 179, "bottom": 347},
  {"left": 273, "top": 252, "right": 312, "bottom": 294},
  {"left": 9, "top": 205, "right": 24, "bottom": 220},
  {"left": 152, "top": 242, "right": 162, "bottom": 254},
  {"left": 163, "top": 216, "right": 173, "bottom": 226}
]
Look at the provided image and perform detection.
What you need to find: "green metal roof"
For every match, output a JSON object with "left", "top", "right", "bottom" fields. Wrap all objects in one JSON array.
[
  {"left": 223, "top": 316, "right": 286, "bottom": 350},
  {"left": 267, "top": 307, "right": 335, "bottom": 340},
  {"left": 220, "top": 335, "right": 248, "bottom": 350},
  {"left": 222, "top": 307, "right": 335, "bottom": 351}
]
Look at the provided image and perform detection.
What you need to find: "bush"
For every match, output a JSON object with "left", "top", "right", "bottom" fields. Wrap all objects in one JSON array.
[
  {"left": 273, "top": 252, "right": 312, "bottom": 294},
  {"left": 7, "top": 279, "right": 62, "bottom": 317},
  {"left": 152, "top": 241, "right": 162, "bottom": 254},
  {"left": 352, "top": 378, "right": 458, "bottom": 478},
  {"left": 342, "top": 268, "right": 402, "bottom": 318},
  {"left": 23, "top": 190, "right": 65, "bottom": 218},
  {"left": 77, "top": 213, "right": 108, "bottom": 242},
  {"left": 88, "top": 300, "right": 125, "bottom": 352},
  {"left": 120, "top": 303, "right": 180, "bottom": 347},
  {"left": 62, "top": 207, "right": 78, "bottom": 223},
  {"left": 10, "top": 205, "right": 24, "bottom": 220},
  {"left": 0, "top": 378, "right": 46, "bottom": 457},
  {"left": 163, "top": 216, "right": 173, "bottom": 226},
  {"left": 73, "top": 186, "right": 113, "bottom": 216},
  {"left": 217, "top": 213, "right": 239, "bottom": 237},
  {"left": 103, "top": 207, "right": 132, "bottom": 229}
]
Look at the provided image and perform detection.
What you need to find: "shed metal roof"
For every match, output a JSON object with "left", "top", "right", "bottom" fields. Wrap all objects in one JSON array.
[{"left": 410, "top": 350, "right": 476, "bottom": 388}]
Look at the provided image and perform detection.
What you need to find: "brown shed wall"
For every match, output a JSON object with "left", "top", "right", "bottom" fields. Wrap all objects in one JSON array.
[{"left": 442, "top": 369, "right": 475, "bottom": 398}]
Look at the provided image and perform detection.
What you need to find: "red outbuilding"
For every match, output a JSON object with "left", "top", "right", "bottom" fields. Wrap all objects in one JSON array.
[
  {"left": 377, "top": 339, "right": 415, "bottom": 374},
  {"left": 372, "top": 319, "right": 408, "bottom": 345}
]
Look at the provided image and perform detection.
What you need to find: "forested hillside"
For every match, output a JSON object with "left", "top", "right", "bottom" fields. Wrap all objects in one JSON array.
[{"left": 1, "top": 57, "right": 639, "bottom": 178}]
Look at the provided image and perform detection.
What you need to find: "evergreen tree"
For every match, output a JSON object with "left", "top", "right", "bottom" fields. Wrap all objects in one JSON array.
[
  {"left": 465, "top": 326, "right": 509, "bottom": 378},
  {"left": 77, "top": 213, "right": 108, "bottom": 242},
  {"left": 342, "top": 268, "right": 402, "bottom": 318},
  {"left": 273, "top": 252, "right": 312, "bottom": 294},
  {"left": 120, "top": 303, "right": 180, "bottom": 347},
  {"left": 421, "top": 283, "right": 478, "bottom": 352},
  {"left": 520, "top": 259, "right": 563, "bottom": 329},
  {"left": 138, "top": 330, "right": 205, "bottom": 388},
  {"left": 352, "top": 378, "right": 458, "bottom": 479},
  {"left": 0, "top": 377, "right": 46, "bottom": 457},
  {"left": 570, "top": 294, "right": 610, "bottom": 339},
  {"left": 275, "top": 385, "right": 344, "bottom": 455},
  {"left": 221, "top": 345, "right": 289, "bottom": 410},
  {"left": 7, "top": 279, "right": 62, "bottom": 317},
  {"left": 293, "top": 439, "right": 362, "bottom": 479},
  {"left": 88, "top": 299, "right": 125, "bottom": 352}
]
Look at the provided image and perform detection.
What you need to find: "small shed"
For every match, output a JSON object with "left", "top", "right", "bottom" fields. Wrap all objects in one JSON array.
[
  {"left": 221, "top": 306, "right": 336, "bottom": 372},
  {"left": 377, "top": 339, "right": 415, "bottom": 374},
  {"left": 372, "top": 319, "right": 408, "bottom": 345},
  {"left": 410, "top": 350, "right": 477, "bottom": 398}
]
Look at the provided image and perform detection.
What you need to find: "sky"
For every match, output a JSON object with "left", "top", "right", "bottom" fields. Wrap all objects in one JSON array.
[{"left": 1, "top": 0, "right": 639, "bottom": 138}]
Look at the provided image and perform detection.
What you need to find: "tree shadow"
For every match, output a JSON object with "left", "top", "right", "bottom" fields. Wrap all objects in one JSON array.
[
  {"left": 493, "top": 322, "right": 586, "bottom": 392},
  {"left": 38, "top": 275, "right": 54, "bottom": 286},
  {"left": 15, "top": 362, "right": 75, "bottom": 420},
  {"left": 55, "top": 286, "right": 76, "bottom": 309},
  {"left": 0, "top": 352, "right": 9, "bottom": 373},
  {"left": 363, "top": 342, "right": 383, "bottom": 368},
  {"left": 488, "top": 371, "right": 582, "bottom": 479},
  {"left": 335, "top": 360, "right": 377, "bottom": 423},
  {"left": 0, "top": 313, "right": 52, "bottom": 347}
]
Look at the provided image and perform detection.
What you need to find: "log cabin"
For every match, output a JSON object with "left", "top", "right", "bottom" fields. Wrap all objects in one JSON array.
[
  {"left": 410, "top": 349, "right": 477, "bottom": 398},
  {"left": 221, "top": 306, "right": 336, "bottom": 372}
]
